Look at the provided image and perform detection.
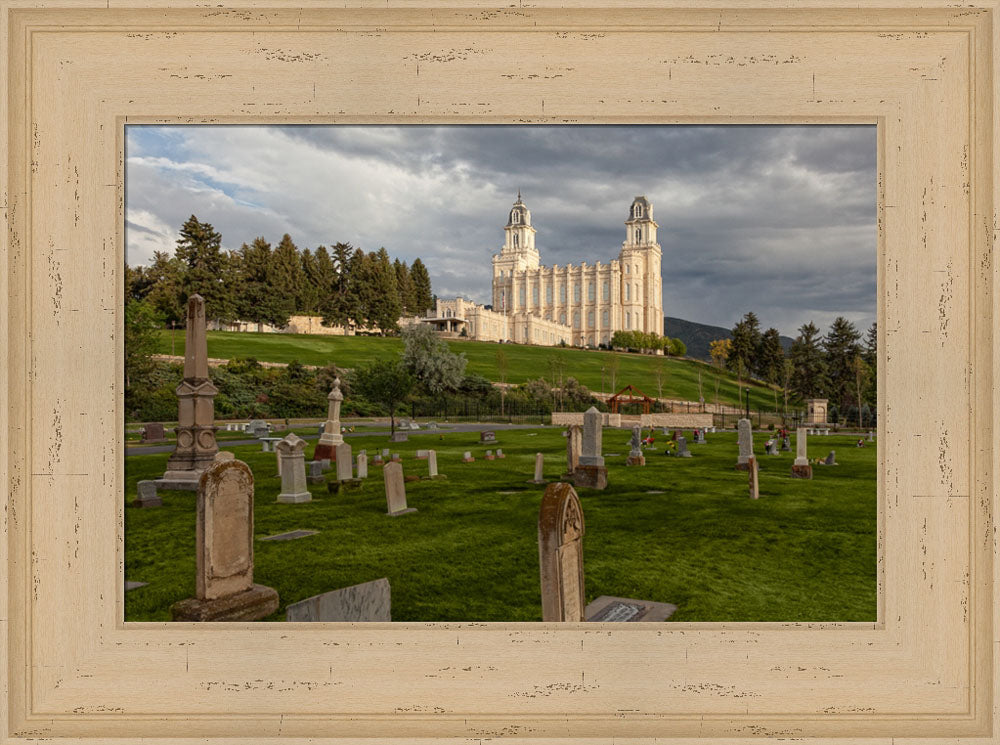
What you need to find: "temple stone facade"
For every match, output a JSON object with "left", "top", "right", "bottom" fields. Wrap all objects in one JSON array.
[{"left": 490, "top": 195, "right": 664, "bottom": 348}]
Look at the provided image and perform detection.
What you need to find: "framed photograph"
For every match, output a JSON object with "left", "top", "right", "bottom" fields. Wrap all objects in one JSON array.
[{"left": 2, "top": 1, "right": 996, "bottom": 742}]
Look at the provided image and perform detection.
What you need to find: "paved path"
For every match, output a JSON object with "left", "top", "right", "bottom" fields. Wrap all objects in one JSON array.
[{"left": 126, "top": 422, "right": 553, "bottom": 457}]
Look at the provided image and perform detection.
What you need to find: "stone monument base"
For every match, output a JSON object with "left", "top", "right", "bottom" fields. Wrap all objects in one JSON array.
[
  {"left": 626, "top": 455, "right": 645, "bottom": 467},
  {"left": 387, "top": 507, "right": 417, "bottom": 517},
  {"left": 313, "top": 442, "right": 336, "bottom": 461},
  {"left": 734, "top": 461, "right": 750, "bottom": 472},
  {"left": 154, "top": 477, "right": 200, "bottom": 492},
  {"left": 572, "top": 464, "right": 608, "bottom": 490},
  {"left": 170, "top": 584, "right": 279, "bottom": 622},
  {"left": 327, "top": 479, "right": 363, "bottom": 494},
  {"left": 277, "top": 490, "right": 312, "bottom": 504},
  {"left": 790, "top": 464, "right": 813, "bottom": 479},
  {"left": 585, "top": 595, "right": 677, "bottom": 622}
]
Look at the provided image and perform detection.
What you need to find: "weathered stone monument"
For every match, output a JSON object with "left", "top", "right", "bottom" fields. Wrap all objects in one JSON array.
[
  {"left": 791, "top": 427, "right": 813, "bottom": 479},
  {"left": 693, "top": 429, "right": 706, "bottom": 445},
  {"left": 781, "top": 436, "right": 791, "bottom": 452},
  {"left": 133, "top": 480, "right": 162, "bottom": 508},
  {"left": 415, "top": 449, "right": 429, "bottom": 460},
  {"left": 485, "top": 450, "right": 496, "bottom": 461},
  {"left": 626, "top": 425, "right": 645, "bottom": 466},
  {"left": 159, "top": 294, "right": 218, "bottom": 489},
  {"left": 383, "top": 461, "right": 416, "bottom": 516},
  {"left": 141, "top": 422, "right": 166, "bottom": 443},
  {"left": 564, "top": 424, "right": 582, "bottom": 476},
  {"left": 356, "top": 451, "right": 369, "bottom": 479},
  {"left": 248, "top": 420, "right": 270, "bottom": 438},
  {"left": 805, "top": 398, "right": 829, "bottom": 426},
  {"left": 822, "top": 450, "right": 838, "bottom": 466},
  {"left": 276, "top": 433, "right": 311, "bottom": 503},
  {"left": 390, "top": 431, "right": 408, "bottom": 442},
  {"left": 314, "top": 378, "right": 344, "bottom": 461},
  {"left": 531, "top": 452, "right": 546, "bottom": 484},
  {"left": 675, "top": 436, "right": 692, "bottom": 458},
  {"left": 306, "top": 460, "right": 324, "bottom": 485},
  {"left": 462, "top": 451, "right": 475, "bottom": 463},
  {"left": 170, "top": 459, "right": 279, "bottom": 621},
  {"left": 285, "top": 578, "right": 391, "bottom": 622},
  {"left": 335, "top": 442, "right": 353, "bottom": 481},
  {"left": 538, "top": 482, "right": 586, "bottom": 622},
  {"left": 572, "top": 407, "right": 608, "bottom": 489},
  {"left": 426, "top": 450, "right": 440, "bottom": 478},
  {"left": 765, "top": 438, "right": 779, "bottom": 456},
  {"left": 748, "top": 455, "right": 760, "bottom": 499},
  {"left": 735, "top": 418, "right": 753, "bottom": 471},
  {"left": 480, "top": 430, "right": 497, "bottom": 444}
]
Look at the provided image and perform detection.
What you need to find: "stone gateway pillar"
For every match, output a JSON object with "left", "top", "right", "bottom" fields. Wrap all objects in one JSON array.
[
  {"left": 170, "top": 459, "right": 279, "bottom": 621},
  {"left": 161, "top": 294, "right": 219, "bottom": 487},
  {"left": 538, "top": 482, "right": 586, "bottom": 622}
]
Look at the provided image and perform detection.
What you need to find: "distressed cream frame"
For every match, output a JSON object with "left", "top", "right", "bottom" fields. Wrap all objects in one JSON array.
[{"left": 1, "top": 1, "right": 998, "bottom": 742}]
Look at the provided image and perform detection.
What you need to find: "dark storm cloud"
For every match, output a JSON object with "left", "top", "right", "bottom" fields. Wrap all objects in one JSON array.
[{"left": 126, "top": 124, "right": 876, "bottom": 337}]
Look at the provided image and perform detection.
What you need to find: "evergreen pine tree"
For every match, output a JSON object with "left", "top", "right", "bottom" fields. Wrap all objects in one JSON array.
[
  {"left": 174, "top": 215, "right": 236, "bottom": 322},
  {"left": 394, "top": 258, "right": 416, "bottom": 315},
  {"left": 728, "top": 312, "right": 761, "bottom": 377},
  {"left": 269, "top": 233, "right": 306, "bottom": 317},
  {"left": 788, "top": 321, "right": 830, "bottom": 400},
  {"left": 298, "top": 248, "right": 321, "bottom": 314},
  {"left": 236, "top": 237, "right": 290, "bottom": 330},
  {"left": 410, "top": 257, "right": 433, "bottom": 312},
  {"left": 823, "top": 316, "right": 862, "bottom": 409},
  {"left": 312, "top": 245, "right": 337, "bottom": 321},
  {"left": 369, "top": 248, "right": 401, "bottom": 334},
  {"left": 321, "top": 242, "right": 355, "bottom": 328},
  {"left": 759, "top": 327, "right": 785, "bottom": 385},
  {"left": 143, "top": 250, "right": 186, "bottom": 324}
]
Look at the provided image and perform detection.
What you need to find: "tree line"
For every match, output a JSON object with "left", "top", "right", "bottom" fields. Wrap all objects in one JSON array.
[
  {"left": 125, "top": 215, "right": 434, "bottom": 333},
  {"left": 709, "top": 311, "right": 877, "bottom": 424}
]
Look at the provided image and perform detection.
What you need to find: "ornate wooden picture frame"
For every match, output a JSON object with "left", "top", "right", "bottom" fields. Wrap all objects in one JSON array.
[{"left": 2, "top": 1, "right": 997, "bottom": 741}]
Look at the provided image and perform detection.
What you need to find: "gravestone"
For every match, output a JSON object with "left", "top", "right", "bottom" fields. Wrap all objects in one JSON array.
[
  {"left": 496, "top": 448, "right": 505, "bottom": 459},
  {"left": 765, "top": 439, "right": 779, "bottom": 456},
  {"left": 286, "top": 578, "right": 391, "bottom": 622},
  {"left": 480, "top": 430, "right": 497, "bottom": 443},
  {"left": 791, "top": 427, "right": 813, "bottom": 479},
  {"left": 276, "top": 433, "right": 311, "bottom": 503},
  {"left": 538, "top": 482, "right": 585, "bottom": 622},
  {"left": 261, "top": 529, "right": 319, "bottom": 542},
  {"left": 159, "top": 294, "right": 219, "bottom": 489},
  {"left": 383, "top": 461, "right": 416, "bottom": 516},
  {"left": 170, "top": 459, "right": 279, "bottom": 621},
  {"left": 748, "top": 455, "right": 760, "bottom": 499},
  {"left": 391, "top": 453, "right": 401, "bottom": 462},
  {"left": 409, "top": 421, "right": 420, "bottom": 430},
  {"left": 675, "top": 436, "right": 692, "bottom": 458},
  {"left": 390, "top": 431, "right": 408, "bottom": 443},
  {"left": 427, "top": 421, "right": 438, "bottom": 429},
  {"left": 564, "top": 424, "right": 582, "bottom": 476},
  {"left": 382, "top": 448, "right": 390, "bottom": 457},
  {"left": 314, "top": 378, "right": 345, "bottom": 461},
  {"left": 306, "top": 461, "right": 324, "bottom": 485},
  {"left": 781, "top": 436, "right": 791, "bottom": 452},
  {"left": 275, "top": 446, "right": 283, "bottom": 477},
  {"left": 320, "top": 458, "right": 331, "bottom": 471},
  {"left": 626, "top": 425, "right": 645, "bottom": 466},
  {"left": 335, "top": 442, "right": 353, "bottom": 481},
  {"left": 133, "top": 480, "right": 162, "bottom": 508},
  {"left": 141, "top": 422, "right": 166, "bottom": 443},
  {"left": 485, "top": 450, "right": 495, "bottom": 460},
  {"left": 822, "top": 450, "right": 838, "bottom": 466},
  {"left": 693, "top": 429, "right": 706, "bottom": 445},
  {"left": 125, "top": 581, "right": 149, "bottom": 592},
  {"left": 248, "top": 420, "right": 270, "bottom": 438},
  {"left": 357, "top": 452, "right": 369, "bottom": 479},
  {"left": 415, "top": 449, "right": 429, "bottom": 459},
  {"left": 427, "top": 450, "right": 439, "bottom": 478},
  {"left": 531, "top": 452, "right": 545, "bottom": 484},
  {"left": 585, "top": 596, "right": 677, "bottom": 623},
  {"left": 462, "top": 451, "right": 475, "bottom": 463},
  {"left": 735, "top": 418, "right": 753, "bottom": 471},
  {"left": 214, "top": 451, "right": 234, "bottom": 463},
  {"left": 868, "top": 430, "right": 875, "bottom": 442},
  {"left": 573, "top": 407, "right": 608, "bottom": 489},
  {"left": 372, "top": 453, "right": 384, "bottom": 466}
]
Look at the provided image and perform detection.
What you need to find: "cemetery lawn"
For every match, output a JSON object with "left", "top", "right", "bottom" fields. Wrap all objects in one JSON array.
[
  {"left": 124, "top": 428, "right": 876, "bottom": 623},
  {"left": 154, "top": 329, "right": 776, "bottom": 407}
]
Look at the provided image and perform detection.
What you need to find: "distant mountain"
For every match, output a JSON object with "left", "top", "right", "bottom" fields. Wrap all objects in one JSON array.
[{"left": 664, "top": 316, "right": 793, "bottom": 361}]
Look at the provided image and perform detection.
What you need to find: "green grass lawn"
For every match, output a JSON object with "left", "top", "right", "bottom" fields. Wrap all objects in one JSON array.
[
  {"left": 154, "top": 329, "right": 778, "bottom": 408},
  {"left": 124, "top": 428, "right": 876, "bottom": 623}
]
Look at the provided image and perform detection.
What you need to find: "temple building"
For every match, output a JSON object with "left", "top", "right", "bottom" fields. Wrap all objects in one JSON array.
[{"left": 412, "top": 194, "right": 664, "bottom": 348}]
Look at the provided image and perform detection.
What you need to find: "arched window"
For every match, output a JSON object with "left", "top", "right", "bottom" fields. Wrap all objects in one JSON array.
[
  {"left": 602, "top": 280, "right": 609, "bottom": 300},
  {"left": 512, "top": 210, "right": 519, "bottom": 224},
  {"left": 602, "top": 310, "right": 609, "bottom": 327},
  {"left": 626, "top": 283, "right": 631, "bottom": 301},
  {"left": 626, "top": 312, "right": 631, "bottom": 329},
  {"left": 587, "top": 311, "right": 594, "bottom": 328},
  {"left": 573, "top": 311, "right": 580, "bottom": 329},
  {"left": 559, "top": 284, "right": 567, "bottom": 302},
  {"left": 546, "top": 284, "right": 552, "bottom": 304},
  {"left": 519, "top": 286, "right": 526, "bottom": 306},
  {"left": 625, "top": 264, "right": 630, "bottom": 274},
  {"left": 513, "top": 234, "right": 519, "bottom": 248},
  {"left": 559, "top": 311, "right": 567, "bottom": 325},
  {"left": 532, "top": 284, "right": 539, "bottom": 305},
  {"left": 588, "top": 282, "right": 595, "bottom": 301},
  {"left": 635, "top": 228, "right": 641, "bottom": 243},
  {"left": 633, "top": 203, "right": 643, "bottom": 218}
]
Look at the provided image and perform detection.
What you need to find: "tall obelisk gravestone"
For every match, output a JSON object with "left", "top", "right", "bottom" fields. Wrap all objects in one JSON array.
[
  {"left": 160, "top": 294, "right": 218, "bottom": 489},
  {"left": 314, "top": 377, "right": 344, "bottom": 461}
]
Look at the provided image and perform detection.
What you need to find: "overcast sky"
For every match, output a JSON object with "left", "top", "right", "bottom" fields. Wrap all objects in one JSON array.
[{"left": 125, "top": 125, "right": 876, "bottom": 338}]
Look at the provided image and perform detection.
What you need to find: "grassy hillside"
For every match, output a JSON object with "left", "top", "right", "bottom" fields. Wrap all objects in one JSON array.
[
  {"left": 664, "top": 316, "right": 794, "bottom": 361},
  {"left": 154, "top": 329, "right": 781, "bottom": 408}
]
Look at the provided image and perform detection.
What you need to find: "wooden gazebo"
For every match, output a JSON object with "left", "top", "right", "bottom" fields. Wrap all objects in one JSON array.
[{"left": 608, "top": 384, "right": 654, "bottom": 415}]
